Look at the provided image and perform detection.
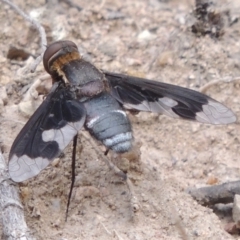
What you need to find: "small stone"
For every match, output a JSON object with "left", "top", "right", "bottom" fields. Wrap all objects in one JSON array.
[
  {"left": 115, "top": 157, "right": 130, "bottom": 172},
  {"left": 232, "top": 195, "right": 240, "bottom": 228},
  {"left": 151, "top": 213, "right": 157, "bottom": 218},
  {"left": 157, "top": 51, "right": 174, "bottom": 66},
  {"left": 0, "top": 54, "right": 6, "bottom": 63},
  {"left": 0, "top": 99, "right": 4, "bottom": 113},
  {"left": 224, "top": 222, "right": 238, "bottom": 234},
  {"left": 7, "top": 46, "right": 30, "bottom": 60},
  {"left": 51, "top": 198, "right": 61, "bottom": 212},
  {"left": 52, "top": 218, "right": 61, "bottom": 228},
  {"left": 188, "top": 74, "right": 196, "bottom": 80},
  {"left": 75, "top": 186, "right": 100, "bottom": 203},
  {"left": 141, "top": 193, "right": 148, "bottom": 202},
  {"left": 192, "top": 169, "right": 204, "bottom": 179},
  {"left": 51, "top": 158, "right": 60, "bottom": 167},
  {"left": 20, "top": 187, "right": 31, "bottom": 201},
  {"left": 0, "top": 86, "right": 8, "bottom": 105},
  {"left": 206, "top": 176, "right": 219, "bottom": 185},
  {"left": 137, "top": 30, "right": 155, "bottom": 42},
  {"left": 32, "top": 206, "right": 41, "bottom": 218},
  {"left": 18, "top": 100, "right": 35, "bottom": 118},
  {"left": 98, "top": 37, "right": 122, "bottom": 57},
  {"left": 0, "top": 75, "right": 11, "bottom": 85},
  {"left": 133, "top": 202, "right": 139, "bottom": 212}
]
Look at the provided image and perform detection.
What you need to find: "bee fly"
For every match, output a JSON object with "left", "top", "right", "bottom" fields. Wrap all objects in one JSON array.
[{"left": 8, "top": 40, "right": 236, "bottom": 182}]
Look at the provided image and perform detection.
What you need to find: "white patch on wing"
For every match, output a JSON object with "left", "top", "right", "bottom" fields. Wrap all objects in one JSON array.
[
  {"left": 42, "top": 114, "right": 85, "bottom": 149},
  {"left": 8, "top": 118, "right": 86, "bottom": 183},
  {"left": 160, "top": 97, "right": 178, "bottom": 107},
  {"left": 8, "top": 154, "right": 50, "bottom": 182},
  {"left": 124, "top": 97, "right": 179, "bottom": 118},
  {"left": 196, "top": 100, "right": 236, "bottom": 124},
  {"left": 42, "top": 120, "right": 84, "bottom": 150},
  {"left": 42, "top": 129, "right": 55, "bottom": 142},
  {"left": 103, "top": 132, "right": 132, "bottom": 147}
]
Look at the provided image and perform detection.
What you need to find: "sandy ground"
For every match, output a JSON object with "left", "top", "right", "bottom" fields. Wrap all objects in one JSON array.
[{"left": 1, "top": 0, "right": 240, "bottom": 239}]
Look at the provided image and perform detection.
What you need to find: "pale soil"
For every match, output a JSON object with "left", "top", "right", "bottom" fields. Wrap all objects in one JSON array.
[{"left": 1, "top": 0, "right": 240, "bottom": 239}]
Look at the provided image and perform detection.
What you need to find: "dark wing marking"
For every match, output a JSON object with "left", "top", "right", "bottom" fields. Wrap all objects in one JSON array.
[
  {"left": 9, "top": 82, "right": 86, "bottom": 182},
  {"left": 104, "top": 71, "right": 236, "bottom": 124}
]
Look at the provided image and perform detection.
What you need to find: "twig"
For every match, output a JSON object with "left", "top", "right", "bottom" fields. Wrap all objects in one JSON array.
[
  {"left": 100, "top": 221, "right": 111, "bottom": 235},
  {"left": 99, "top": 0, "right": 106, "bottom": 10},
  {"left": 21, "top": 74, "right": 51, "bottom": 102},
  {"left": 0, "top": 151, "right": 34, "bottom": 240},
  {"left": 200, "top": 76, "right": 240, "bottom": 93},
  {"left": 113, "top": 230, "right": 124, "bottom": 240},
  {"left": 1, "top": 0, "right": 47, "bottom": 73},
  {"left": 187, "top": 180, "right": 240, "bottom": 206}
]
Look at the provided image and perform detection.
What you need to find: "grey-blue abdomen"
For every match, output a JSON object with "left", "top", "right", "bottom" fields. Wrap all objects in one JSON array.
[{"left": 84, "top": 93, "right": 132, "bottom": 153}]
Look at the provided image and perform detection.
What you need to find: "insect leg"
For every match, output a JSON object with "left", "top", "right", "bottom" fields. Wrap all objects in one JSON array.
[{"left": 65, "top": 134, "right": 78, "bottom": 221}]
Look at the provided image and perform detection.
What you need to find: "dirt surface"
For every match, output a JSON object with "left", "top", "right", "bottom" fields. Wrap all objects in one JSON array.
[{"left": 1, "top": 0, "right": 240, "bottom": 239}]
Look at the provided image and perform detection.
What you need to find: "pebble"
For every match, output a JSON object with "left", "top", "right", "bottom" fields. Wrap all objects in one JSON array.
[
  {"left": 157, "top": 51, "right": 174, "bottom": 66},
  {"left": 188, "top": 74, "right": 196, "bottom": 80},
  {"left": 232, "top": 194, "right": 240, "bottom": 228},
  {"left": 0, "top": 86, "right": 8, "bottom": 105},
  {"left": 137, "top": 30, "right": 155, "bottom": 42},
  {"left": 206, "top": 176, "right": 219, "bottom": 185},
  {"left": 18, "top": 100, "right": 35, "bottom": 118},
  {"left": 75, "top": 186, "right": 100, "bottom": 203}
]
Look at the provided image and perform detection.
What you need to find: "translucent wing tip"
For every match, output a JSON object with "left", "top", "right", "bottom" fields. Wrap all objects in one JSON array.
[
  {"left": 8, "top": 154, "right": 50, "bottom": 182},
  {"left": 196, "top": 100, "right": 237, "bottom": 125}
]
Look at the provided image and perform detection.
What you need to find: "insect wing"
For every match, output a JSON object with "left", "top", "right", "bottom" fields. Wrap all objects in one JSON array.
[
  {"left": 9, "top": 83, "right": 86, "bottom": 182},
  {"left": 105, "top": 71, "right": 236, "bottom": 124}
]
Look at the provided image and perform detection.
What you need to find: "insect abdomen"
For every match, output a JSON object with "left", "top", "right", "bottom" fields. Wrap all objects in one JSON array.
[{"left": 84, "top": 93, "right": 132, "bottom": 153}]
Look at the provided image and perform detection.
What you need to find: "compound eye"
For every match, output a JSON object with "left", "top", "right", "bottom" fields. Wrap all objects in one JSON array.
[{"left": 43, "top": 40, "right": 78, "bottom": 74}]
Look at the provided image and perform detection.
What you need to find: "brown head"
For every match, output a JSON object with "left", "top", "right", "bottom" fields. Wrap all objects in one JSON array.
[{"left": 43, "top": 40, "right": 79, "bottom": 75}]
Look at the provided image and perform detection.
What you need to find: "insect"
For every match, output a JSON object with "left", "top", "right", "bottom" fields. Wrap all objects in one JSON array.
[{"left": 8, "top": 40, "right": 236, "bottom": 182}]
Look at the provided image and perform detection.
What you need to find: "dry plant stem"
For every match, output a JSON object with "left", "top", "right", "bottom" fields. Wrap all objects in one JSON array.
[
  {"left": 200, "top": 76, "right": 240, "bottom": 93},
  {"left": 188, "top": 180, "right": 240, "bottom": 206},
  {"left": 1, "top": 0, "right": 47, "bottom": 73},
  {"left": 22, "top": 74, "right": 50, "bottom": 102},
  {"left": 113, "top": 230, "right": 124, "bottom": 240},
  {"left": 0, "top": 151, "right": 34, "bottom": 240}
]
